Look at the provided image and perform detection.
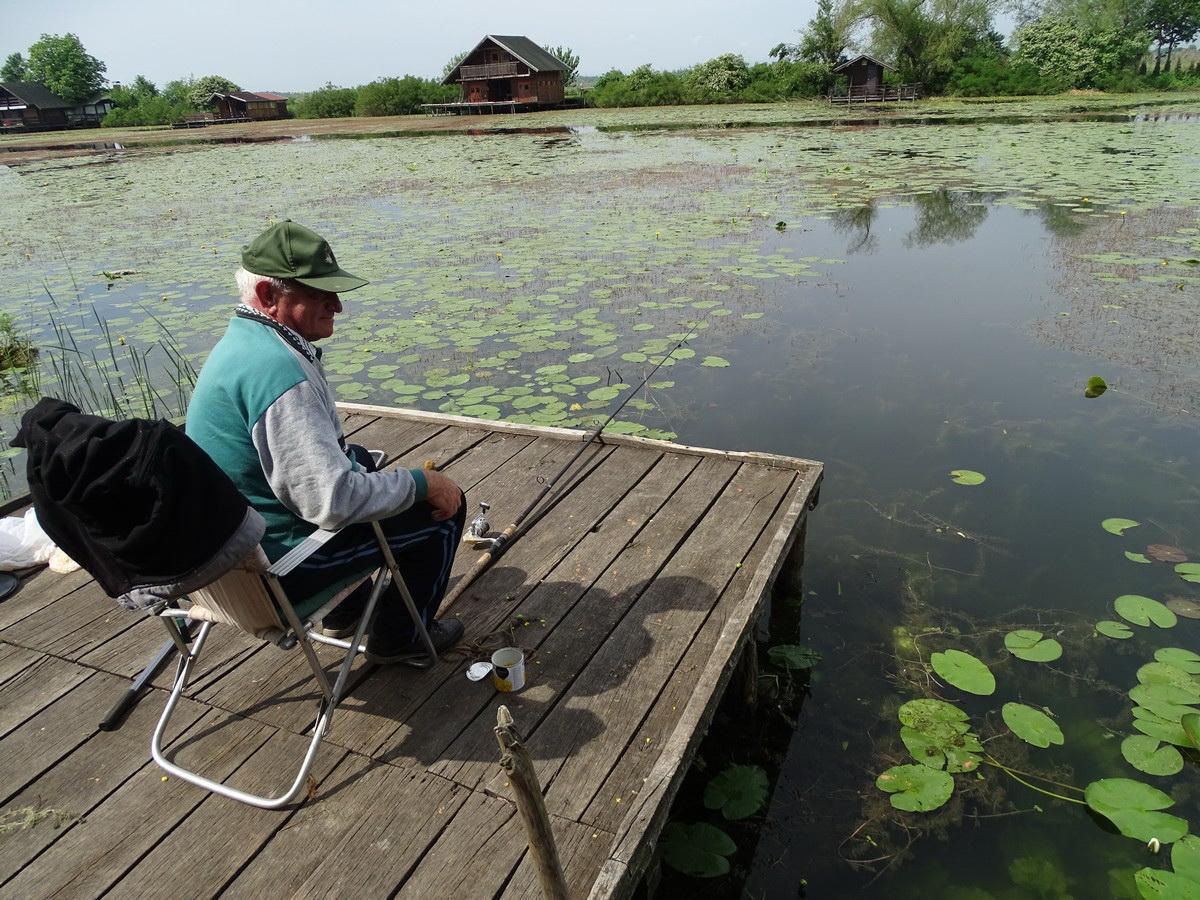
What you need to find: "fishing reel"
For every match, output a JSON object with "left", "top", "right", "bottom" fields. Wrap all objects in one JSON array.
[{"left": 463, "top": 501, "right": 495, "bottom": 547}]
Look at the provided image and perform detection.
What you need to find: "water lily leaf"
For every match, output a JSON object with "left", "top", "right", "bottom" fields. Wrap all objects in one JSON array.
[
  {"left": 767, "top": 644, "right": 820, "bottom": 671},
  {"left": 1097, "top": 620, "right": 1134, "bottom": 639},
  {"left": 1002, "top": 702, "right": 1064, "bottom": 748},
  {"left": 1176, "top": 563, "right": 1200, "bottom": 585},
  {"left": 1126, "top": 551, "right": 1152, "bottom": 564},
  {"left": 1183, "top": 713, "right": 1200, "bottom": 750},
  {"left": 1129, "top": 682, "right": 1200, "bottom": 709},
  {"left": 1174, "top": 834, "right": 1200, "bottom": 884},
  {"left": 1120, "top": 735, "right": 1184, "bottom": 776},
  {"left": 1115, "top": 595, "right": 1177, "bottom": 629},
  {"left": 1167, "top": 597, "right": 1200, "bottom": 620},
  {"left": 1156, "top": 649, "right": 1200, "bottom": 675},
  {"left": 1103, "top": 518, "right": 1140, "bottom": 536},
  {"left": 898, "top": 698, "right": 970, "bottom": 730},
  {"left": 701, "top": 356, "right": 730, "bottom": 368},
  {"left": 1137, "top": 662, "right": 1200, "bottom": 699},
  {"left": 1148, "top": 545, "right": 1188, "bottom": 563},
  {"left": 1131, "top": 711, "right": 1192, "bottom": 748},
  {"left": 587, "top": 386, "right": 621, "bottom": 402},
  {"left": 875, "top": 764, "right": 954, "bottom": 812},
  {"left": 1085, "top": 778, "right": 1188, "bottom": 844},
  {"left": 931, "top": 649, "right": 995, "bottom": 695},
  {"left": 1134, "top": 868, "right": 1200, "bottom": 900},
  {"left": 660, "top": 822, "right": 736, "bottom": 878},
  {"left": 1084, "top": 375, "right": 1108, "bottom": 398},
  {"left": 949, "top": 469, "right": 986, "bottom": 485},
  {"left": 1004, "top": 629, "right": 1063, "bottom": 662},
  {"left": 703, "top": 764, "right": 769, "bottom": 820},
  {"left": 901, "top": 726, "right": 947, "bottom": 769}
]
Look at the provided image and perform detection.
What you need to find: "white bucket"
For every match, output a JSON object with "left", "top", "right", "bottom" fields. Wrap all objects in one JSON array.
[{"left": 465, "top": 646, "right": 526, "bottom": 692}]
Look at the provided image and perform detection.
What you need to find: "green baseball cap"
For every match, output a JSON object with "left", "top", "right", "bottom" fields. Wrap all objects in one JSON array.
[{"left": 241, "top": 220, "right": 368, "bottom": 293}]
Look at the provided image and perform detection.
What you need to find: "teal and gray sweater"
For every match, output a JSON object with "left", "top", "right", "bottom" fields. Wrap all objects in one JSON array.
[{"left": 187, "top": 311, "right": 428, "bottom": 562}]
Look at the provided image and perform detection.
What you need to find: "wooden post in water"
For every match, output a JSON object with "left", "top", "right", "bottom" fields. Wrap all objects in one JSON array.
[{"left": 494, "top": 706, "right": 568, "bottom": 900}]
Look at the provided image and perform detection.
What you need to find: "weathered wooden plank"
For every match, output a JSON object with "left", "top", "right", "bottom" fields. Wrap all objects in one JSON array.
[
  {"left": 392, "top": 790, "right": 526, "bottom": 900},
  {"left": 580, "top": 486, "right": 802, "bottom": 832},
  {"left": 0, "top": 667, "right": 129, "bottom": 804},
  {"left": 344, "top": 417, "right": 446, "bottom": 461},
  {"left": 383, "top": 424, "right": 491, "bottom": 472},
  {"left": 0, "top": 566, "right": 93, "bottom": 631},
  {"left": 500, "top": 816, "right": 617, "bottom": 900},
  {"left": 338, "top": 411, "right": 379, "bottom": 438},
  {"left": 0, "top": 653, "right": 94, "bottom": 740},
  {"left": 589, "top": 466, "right": 820, "bottom": 900},
  {"left": 104, "top": 728, "right": 346, "bottom": 899},
  {"left": 0, "top": 693, "right": 209, "bottom": 880},
  {"left": 428, "top": 454, "right": 725, "bottom": 791},
  {"left": 0, "top": 640, "right": 40, "bottom": 687},
  {"left": 2, "top": 710, "right": 275, "bottom": 898},
  {"left": 0, "top": 581, "right": 140, "bottom": 661},
  {"left": 224, "top": 758, "right": 469, "bottom": 899},
  {"left": 513, "top": 464, "right": 797, "bottom": 819},
  {"left": 326, "top": 437, "right": 606, "bottom": 756}
]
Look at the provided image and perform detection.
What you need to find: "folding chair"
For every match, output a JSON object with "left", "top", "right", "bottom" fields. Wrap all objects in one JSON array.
[{"left": 151, "top": 520, "right": 437, "bottom": 809}]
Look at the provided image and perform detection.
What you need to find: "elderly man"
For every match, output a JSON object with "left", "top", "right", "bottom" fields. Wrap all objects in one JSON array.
[{"left": 186, "top": 220, "right": 465, "bottom": 663}]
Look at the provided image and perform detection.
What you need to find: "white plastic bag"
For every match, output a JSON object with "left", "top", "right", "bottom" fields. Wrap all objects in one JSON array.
[{"left": 0, "top": 509, "right": 57, "bottom": 570}]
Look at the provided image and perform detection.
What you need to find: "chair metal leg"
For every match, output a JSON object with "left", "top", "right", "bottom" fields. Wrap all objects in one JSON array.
[{"left": 371, "top": 520, "right": 439, "bottom": 667}]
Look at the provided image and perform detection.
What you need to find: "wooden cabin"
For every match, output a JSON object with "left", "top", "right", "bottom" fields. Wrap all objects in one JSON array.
[
  {"left": 70, "top": 92, "right": 115, "bottom": 126},
  {"left": 207, "top": 91, "right": 289, "bottom": 121},
  {"left": 0, "top": 82, "right": 71, "bottom": 129},
  {"left": 434, "top": 35, "right": 568, "bottom": 114},
  {"left": 830, "top": 54, "right": 921, "bottom": 103}
]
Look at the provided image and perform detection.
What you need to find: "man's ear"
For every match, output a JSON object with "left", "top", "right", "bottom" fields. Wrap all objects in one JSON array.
[{"left": 253, "top": 279, "right": 277, "bottom": 312}]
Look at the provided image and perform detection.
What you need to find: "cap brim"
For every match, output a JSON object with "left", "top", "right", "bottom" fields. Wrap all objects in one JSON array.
[{"left": 294, "top": 268, "right": 368, "bottom": 293}]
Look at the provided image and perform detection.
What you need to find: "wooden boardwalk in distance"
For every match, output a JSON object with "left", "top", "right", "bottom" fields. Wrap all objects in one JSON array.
[{"left": 0, "top": 403, "right": 822, "bottom": 899}]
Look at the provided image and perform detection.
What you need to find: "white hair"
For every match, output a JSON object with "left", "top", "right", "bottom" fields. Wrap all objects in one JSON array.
[{"left": 235, "top": 267, "right": 288, "bottom": 307}]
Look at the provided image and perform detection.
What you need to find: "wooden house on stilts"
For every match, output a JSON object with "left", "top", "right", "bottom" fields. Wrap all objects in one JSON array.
[
  {"left": 828, "top": 54, "right": 922, "bottom": 103},
  {"left": 427, "top": 35, "right": 569, "bottom": 114}
]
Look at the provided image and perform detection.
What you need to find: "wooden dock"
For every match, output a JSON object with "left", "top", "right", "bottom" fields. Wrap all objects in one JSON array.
[{"left": 0, "top": 404, "right": 821, "bottom": 898}]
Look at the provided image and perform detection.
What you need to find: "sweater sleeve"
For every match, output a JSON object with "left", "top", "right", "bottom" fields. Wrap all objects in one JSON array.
[{"left": 251, "top": 380, "right": 424, "bottom": 530}]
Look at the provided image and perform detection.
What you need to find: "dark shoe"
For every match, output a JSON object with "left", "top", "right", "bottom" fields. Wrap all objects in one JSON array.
[
  {"left": 318, "top": 581, "right": 372, "bottom": 638},
  {"left": 365, "top": 617, "right": 464, "bottom": 665}
]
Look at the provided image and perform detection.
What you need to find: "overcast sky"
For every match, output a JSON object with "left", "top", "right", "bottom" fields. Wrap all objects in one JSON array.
[{"left": 3, "top": 0, "right": 1015, "bottom": 92}]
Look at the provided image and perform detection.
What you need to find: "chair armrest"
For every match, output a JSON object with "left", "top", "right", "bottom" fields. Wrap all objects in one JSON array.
[{"left": 267, "top": 529, "right": 341, "bottom": 578}]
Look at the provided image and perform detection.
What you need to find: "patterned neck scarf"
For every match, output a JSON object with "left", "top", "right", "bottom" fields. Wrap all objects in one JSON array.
[{"left": 234, "top": 304, "right": 323, "bottom": 364}]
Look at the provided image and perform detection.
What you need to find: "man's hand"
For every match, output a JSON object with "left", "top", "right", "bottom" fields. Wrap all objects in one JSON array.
[{"left": 424, "top": 469, "right": 463, "bottom": 522}]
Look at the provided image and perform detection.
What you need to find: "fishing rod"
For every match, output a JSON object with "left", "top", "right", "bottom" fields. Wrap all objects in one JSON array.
[{"left": 438, "top": 319, "right": 704, "bottom": 610}]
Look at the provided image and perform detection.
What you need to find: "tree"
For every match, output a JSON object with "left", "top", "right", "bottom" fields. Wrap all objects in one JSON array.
[
  {"left": 292, "top": 83, "right": 359, "bottom": 118},
  {"left": 798, "top": 0, "right": 860, "bottom": 67},
  {"left": 441, "top": 50, "right": 470, "bottom": 79},
  {"left": 1013, "top": 13, "right": 1145, "bottom": 84},
  {"left": 1, "top": 52, "right": 26, "bottom": 82},
  {"left": 25, "top": 33, "right": 106, "bottom": 104},
  {"left": 686, "top": 53, "right": 751, "bottom": 99},
  {"left": 1145, "top": 0, "right": 1200, "bottom": 70},
  {"left": 188, "top": 75, "right": 240, "bottom": 109},
  {"left": 129, "top": 75, "right": 158, "bottom": 101},
  {"left": 864, "top": 0, "right": 995, "bottom": 87},
  {"left": 161, "top": 77, "right": 195, "bottom": 107},
  {"left": 546, "top": 45, "right": 581, "bottom": 86},
  {"left": 355, "top": 76, "right": 454, "bottom": 116}
]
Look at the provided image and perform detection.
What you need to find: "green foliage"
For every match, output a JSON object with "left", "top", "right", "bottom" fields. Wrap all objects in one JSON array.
[
  {"left": 876, "top": 763, "right": 955, "bottom": 811},
  {"left": 1085, "top": 375, "right": 1109, "bottom": 397},
  {"left": 1084, "top": 778, "right": 1189, "bottom": 843},
  {"left": 547, "top": 45, "right": 581, "bottom": 87},
  {"left": 898, "top": 698, "right": 982, "bottom": 771},
  {"left": 798, "top": 0, "right": 859, "bottom": 67},
  {"left": 355, "top": 76, "right": 456, "bottom": 117},
  {"left": 25, "top": 33, "right": 107, "bottom": 104},
  {"left": 768, "top": 644, "right": 820, "bottom": 670},
  {"left": 1002, "top": 702, "right": 1065, "bottom": 748},
  {"left": 950, "top": 468, "right": 986, "bottom": 484},
  {"left": 1114, "top": 594, "right": 1176, "bottom": 628},
  {"left": 660, "top": 822, "right": 737, "bottom": 877},
  {"left": 1176, "top": 563, "right": 1200, "bottom": 584},
  {"left": 1097, "top": 620, "right": 1134, "bottom": 639},
  {"left": 948, "top": 51, "right": 1067, "bottom": 95},
  {"left": 863, "top": 0, "right": 993, "bottom": 90},
  {"left": 0, "top": 313, "right": 37, "bottom": 371},
  {"left": 189, "top": 75, "right": 240, "bottom": 109},
  {"left": 1014, "top": 15, "right": 1149, "bottom": 87},
  {"left": 1121, "top": 735, "right": 1184, "bottom": 776},
  {"left": 1, "top": 52, "right": 26, "bottom": 82},
  {"left": 292, "top": 83, "right": 359, "bottom": 119},
  {"left": 591, "top": 57, "right": 834, "bottom": 107},
  {"left": 1004, "top": 629, "right": 1063, "bottom": 662},
  {"left": 703, "top": 764, "right": 769, "bottom": 819},
  {"left": 101, "top": 95, "right": 193, "bottom": 127},
  {"left": 931, "top": 648, "right": 995, "bottom": 694},
  {"left": 687, "top": 53, "right": 751, "bottom": 101},
  {"left": 1102, "top": 517, "right": 1140, "bottom": 535}
]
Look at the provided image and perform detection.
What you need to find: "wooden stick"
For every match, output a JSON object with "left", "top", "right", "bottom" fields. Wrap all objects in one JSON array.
[{"left": 495, "top": 705, "right": 568, "bottom": 900}]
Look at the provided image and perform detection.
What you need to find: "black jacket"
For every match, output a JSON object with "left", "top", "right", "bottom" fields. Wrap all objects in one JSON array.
[{"left": 12, "top": 398, "right": 263, "bottom": 605}]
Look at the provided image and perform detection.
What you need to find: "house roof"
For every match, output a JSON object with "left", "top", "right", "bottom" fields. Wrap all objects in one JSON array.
[
  {"left": 0, "top": 81, "right": 72, "bottom": 109},
  {"left": 253, "top": 91, "right": 288, "bottom": 101},
  {"left": 833, "top": 54, "right": 895, "bottom": 73},
  {"left": 208, "top": 91, "right": 285, "bottom": 104},
  {"left": 442, "top": 35, "right": 568, "bottom": 84}
]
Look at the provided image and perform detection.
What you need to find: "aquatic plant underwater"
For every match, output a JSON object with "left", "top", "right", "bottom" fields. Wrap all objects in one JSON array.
[{"left": 1, "top": 97, "right": 1199, "bottom": 895}]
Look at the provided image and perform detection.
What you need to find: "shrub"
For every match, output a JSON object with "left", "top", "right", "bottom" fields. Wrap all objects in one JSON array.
[
  {"left": 292, "top": 83, "right": 359, "bottom": 118},
  {"left": 354, "top": 76, "right": 456, "bottom": 117}
]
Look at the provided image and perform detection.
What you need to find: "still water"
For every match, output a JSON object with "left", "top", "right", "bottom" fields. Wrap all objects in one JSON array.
[{"left": 0, "top": 111, "right": 1198, "bottom": 896}]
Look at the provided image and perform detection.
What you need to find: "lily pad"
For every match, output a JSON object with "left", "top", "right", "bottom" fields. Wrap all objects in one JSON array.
[
  {"left": 1084, "top": 375, "right": 1108, "bottom": 398},
  {"left": 1121, "top": 735, "right": 1184, "bottom": 776},
  {"left": 1183, "top": 713, "right": 1200, "bottom": 750},
  {"left": 1134, "top": 868, "right": 1200, "bottom": 900},
  {"left": 704, "top": 764, "right": 769, "bottom": 821},
  {"left": 1176, "top": 563, "right": 1200, "bottom": 585},
  {"left": 875, "top": 764, "right": 954, "bottom": 812},
  {"left": 1084, "top": 778, "right": 1189, "bottom": 844},
  {"left": 1155, "top": 648, "right": 1200, "bottom": 675},
  {"left": 898, "top": 698, "right": 970, "bottom": 730},
  {"left": 1004, "top": 629, "right": 1063, "bottom": 663},
  {"left": 1115, "top": 595, "right": 1177, "bottom": 629},
  {"left": 949, "top": 469, "right": 986, "bottom": 485},
  {"left": 1137, "top": 663, "right": 1200, "bottom": 700},
  {"left": 767, "top": 644, "right": 820, "bottom": 671},
  {"left": 700, "top": 356, "right": 730, "bottom": 368},
  {"left": 660, "top": 822, "right": 736, "bottom": 878},
  {"left": 1103, "top": 518, "right": 1140, "bottom": 536},
  {"left": 931, "top": 649, "right": 995, "bottom": 695},
  {"left": 1167, "top": 597, "right": 1200, "bottom": 620},
  {"left": 1125, "top": 551, "right": 1152, "bottom": 564},
  {"left": 1002, "top": 702, "right": 1064, "bottom": 748},
  {"left": 1097, "top": 620, "right": 1134, "bottom": 640},
  {"left": 1176, "top": 834, "right": 1200, "bottom": 883},
  {"left": 1148, "top": 545, "right": 1189, "bottom": 563}
]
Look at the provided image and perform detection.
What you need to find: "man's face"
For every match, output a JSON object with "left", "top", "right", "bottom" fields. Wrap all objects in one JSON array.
[{"left": 263, "top": 281, "right": 343, "bottom": 341}]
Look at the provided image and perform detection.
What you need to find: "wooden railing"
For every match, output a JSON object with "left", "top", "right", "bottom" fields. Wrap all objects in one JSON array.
[
  {"left": 458, "top": 61, "right": 523, "bottom": 80},
  {"left": 830, "top": 82, "right": 922, "bottom": 102}
]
